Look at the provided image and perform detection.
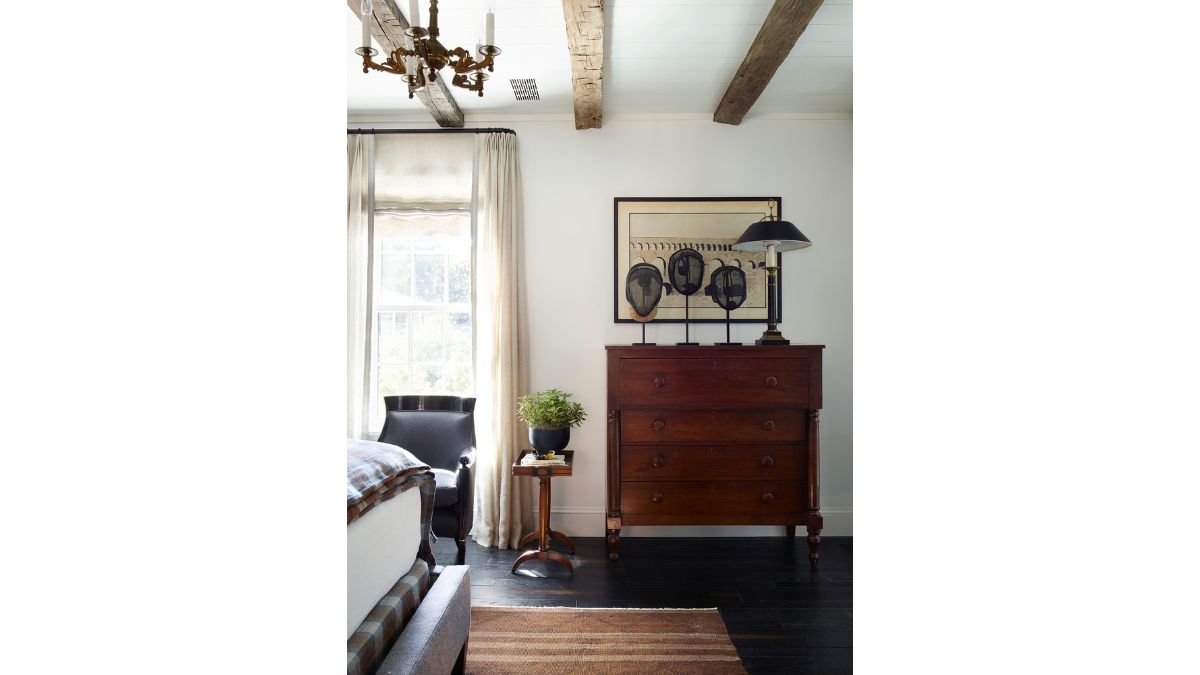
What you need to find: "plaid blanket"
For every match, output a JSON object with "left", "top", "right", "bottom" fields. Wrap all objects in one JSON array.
[{"left": 346, "top": 439, "right": 436, "bottom": 567}]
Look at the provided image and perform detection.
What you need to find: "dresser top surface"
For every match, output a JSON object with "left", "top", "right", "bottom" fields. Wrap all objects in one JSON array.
[{"left": 606, "top": 344, "right": 825, "bottom": 355}]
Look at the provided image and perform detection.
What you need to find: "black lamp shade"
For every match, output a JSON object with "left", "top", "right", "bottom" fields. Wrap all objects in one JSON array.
[
  {"left": 625, "top": 263, "right": 664, "bottom": 319},
  {"left": 667, "top": 248, "right": 705, "bottom": 295},
  {"left": 731, "top": 219, "right": 812, "bottom": 252}
]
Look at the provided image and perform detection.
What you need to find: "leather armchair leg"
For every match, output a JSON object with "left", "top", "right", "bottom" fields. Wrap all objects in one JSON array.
[{"left": 454, "top": 449, "right": 476, "bottom": 565}]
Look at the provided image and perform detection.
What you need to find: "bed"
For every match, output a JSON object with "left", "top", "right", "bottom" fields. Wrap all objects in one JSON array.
[{"left": 346, "top": 439, "right": 471, "bottom": 675}]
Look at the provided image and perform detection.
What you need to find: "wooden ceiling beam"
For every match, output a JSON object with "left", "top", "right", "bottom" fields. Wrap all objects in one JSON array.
[
  {"left": 348, "top": 0, "right": 465, "bottom": 128},
  {"left": 561, "top": 0, "right": 604, "bottom": 130},
  {"left": 713, "top": 0, "right": 824, "bottom": 126}
]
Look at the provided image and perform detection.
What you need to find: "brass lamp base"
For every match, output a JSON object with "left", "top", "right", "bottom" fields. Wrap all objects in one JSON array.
[{"left": 755, "top": 330, "right": 790, "bottom": 346}]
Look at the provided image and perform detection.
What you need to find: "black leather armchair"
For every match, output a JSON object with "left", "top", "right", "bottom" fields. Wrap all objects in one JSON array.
[{"left": 378, "top": 395, "right": 476, "bottom": 565}]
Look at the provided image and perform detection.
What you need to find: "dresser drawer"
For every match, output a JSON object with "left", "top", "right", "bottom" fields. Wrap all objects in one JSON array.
[
  {"left": 619, "top": 358, "right": 811, "bottom": 407},
  {"left": 621, "top": 445, "right": 804, "bottom": 481},
  {"left": 620, "top": 408, "right": 805, "bottom": 444},
  {"left": 621, "top": 481, "right": 804, "bottom": 515}
]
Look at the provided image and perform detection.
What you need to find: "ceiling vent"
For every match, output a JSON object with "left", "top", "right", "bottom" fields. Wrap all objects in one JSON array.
[{"left": 509, "top": 79, "right": 540, "bottom": 101}]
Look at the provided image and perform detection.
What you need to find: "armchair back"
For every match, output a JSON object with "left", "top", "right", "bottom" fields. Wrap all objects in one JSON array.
[{"left": 378, "top": 410, "right": 474, "bottom": 472}]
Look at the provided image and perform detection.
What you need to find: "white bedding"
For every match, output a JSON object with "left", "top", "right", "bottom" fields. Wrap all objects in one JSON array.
[{"left": 347, "top": 486, "right": 421, "bottom": 638}]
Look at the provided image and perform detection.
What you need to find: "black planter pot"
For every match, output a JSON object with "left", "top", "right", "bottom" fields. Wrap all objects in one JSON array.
[{"left": 529, "top": 427, "right": 570, "bottom": 458}]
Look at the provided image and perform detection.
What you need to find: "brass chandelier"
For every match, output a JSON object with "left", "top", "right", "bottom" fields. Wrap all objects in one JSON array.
[{"left": 356, "top": 0, "right": 500, "bottom": 98}]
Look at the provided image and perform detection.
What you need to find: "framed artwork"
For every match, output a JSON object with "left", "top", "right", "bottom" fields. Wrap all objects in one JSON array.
[{"left": 613, "top": 197, "right": 782, "bottom": 323}]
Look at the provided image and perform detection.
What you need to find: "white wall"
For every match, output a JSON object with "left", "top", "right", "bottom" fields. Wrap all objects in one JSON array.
[{"left": 353, "top": 114, "right": 853, "bottom": 536}]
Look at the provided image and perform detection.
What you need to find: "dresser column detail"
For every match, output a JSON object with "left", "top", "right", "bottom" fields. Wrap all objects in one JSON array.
[{"left": 605, "top": 409, "right": 622, "bottom": 561}]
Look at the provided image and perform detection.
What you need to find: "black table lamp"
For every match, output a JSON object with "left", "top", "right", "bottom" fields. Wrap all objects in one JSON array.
[{"left": 731, "top": 207, "right": 812, "bottom": 345}]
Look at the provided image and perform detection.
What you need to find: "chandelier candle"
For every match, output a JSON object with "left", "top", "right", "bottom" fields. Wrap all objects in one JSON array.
[
  {"left": 360, "top": 0, "right": 371, "bottom": 49},
  {"left": 409, "top": 0, "right": 419, "bottom": 26}
]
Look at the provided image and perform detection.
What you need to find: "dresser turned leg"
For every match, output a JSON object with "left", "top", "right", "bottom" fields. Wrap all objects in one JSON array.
[
  {"left": 806, "top": 526, "right": 821, "bottom": 567},
  {"left": 606, "top": 529, "right": 620, "bottom": 562}
]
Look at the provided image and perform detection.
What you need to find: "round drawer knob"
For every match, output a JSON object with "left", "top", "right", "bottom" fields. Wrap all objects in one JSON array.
[
  {"left": 652, "top": 418, "right": 666, "bottom": 431},
  {"left": 651, "top": 491, "right": 664, "bottom": 504},
  {"left": 653, "top": 376, "right": 666, "bottom": 388},
  {"left": 651, "top": 454, "right": 666, "bottom": 468},
  {"left": 762, "top": 420, "right": 776, "bottom": 431},
  {"left": 761, "top": 492, "right": 775, "bottom": 504},
  {"left": 765, "top": 376, "right": 779, "bottom": 388},
  {"left": 760, "top": 455, "right": 775, "bottom": 467}
]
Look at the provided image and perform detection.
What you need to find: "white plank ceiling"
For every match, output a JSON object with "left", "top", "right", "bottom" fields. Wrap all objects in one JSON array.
[{"left": 347, "top": 0, "right": 851, "bottom": 117}]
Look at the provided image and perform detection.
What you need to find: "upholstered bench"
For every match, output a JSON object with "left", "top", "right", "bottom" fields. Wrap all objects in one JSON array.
[{"left": 373, "top": 565, "right": 471, "bottom": 675}]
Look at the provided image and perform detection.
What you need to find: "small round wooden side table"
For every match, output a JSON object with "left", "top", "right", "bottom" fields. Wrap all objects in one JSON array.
[{"left": 511, "top": 450, "right": 576, "bottom": 574}]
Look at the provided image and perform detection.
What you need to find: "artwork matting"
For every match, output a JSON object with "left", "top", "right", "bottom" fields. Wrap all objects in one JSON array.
[{"left": 613, "top": 197, "right": 782, "bottom": 323}]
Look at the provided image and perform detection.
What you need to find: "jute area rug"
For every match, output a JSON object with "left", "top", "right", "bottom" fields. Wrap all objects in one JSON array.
[{"left": 465, "top": 606, "right": 747, "bottom": 674}]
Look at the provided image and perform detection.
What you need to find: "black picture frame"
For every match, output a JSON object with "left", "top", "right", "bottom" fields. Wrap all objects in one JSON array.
[{"left": 613, "top": 197, "right": 783, "bottom": 324}]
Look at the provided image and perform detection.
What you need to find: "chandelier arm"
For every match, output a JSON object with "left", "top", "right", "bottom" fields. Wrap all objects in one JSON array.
[
  {"left": 360, "top": 47, "right": 421, "bottom": 76},
  {"left": 447, "top": 55, "right": 491, "bottom": 74},
  {"left": 446, "top": 46, "right": 500, "bottom": 74},
  {"left": 451, "top": 73, "right": 485, "bottom": 96},
  {"left": 361, "top": 55, "right": 406, "bottom": 76}
]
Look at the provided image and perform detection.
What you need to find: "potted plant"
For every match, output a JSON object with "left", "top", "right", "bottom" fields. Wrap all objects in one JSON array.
[{"left": 517, "top": 389, "right": 587, "bottom": 459}]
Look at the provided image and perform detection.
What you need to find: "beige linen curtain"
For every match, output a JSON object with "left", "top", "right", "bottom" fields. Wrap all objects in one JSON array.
[
  {"left": 347, "top": 135, "right": 372, "bottom": 439},
  {"left": 472, "top": 132, "right": 533, "bottom": 548}
]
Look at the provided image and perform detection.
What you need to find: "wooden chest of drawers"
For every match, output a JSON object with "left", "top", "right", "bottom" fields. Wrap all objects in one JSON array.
[{"left": 605, "top": 345, "right": 824, "bottom": 565}]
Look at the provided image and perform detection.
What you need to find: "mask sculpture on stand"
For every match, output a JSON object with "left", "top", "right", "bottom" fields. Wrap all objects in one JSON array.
[
  {"left": 625, "top": 263, "right": 664, "bottom": 346},
  {"left": 667, "top": 248, "right": 705, "bottom": 346},
  {"left": 704, "top": 263, "right": 748, "bottom": 346}
]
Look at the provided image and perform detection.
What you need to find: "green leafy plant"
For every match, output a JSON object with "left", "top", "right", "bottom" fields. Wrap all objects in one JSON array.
[{"left": 516, "top": 389, "right": 587, "bottom": 430}]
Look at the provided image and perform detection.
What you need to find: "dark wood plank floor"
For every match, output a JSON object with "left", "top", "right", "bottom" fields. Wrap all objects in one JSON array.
[{"left": 432, "top": 535, "right": 852, "bottom": 675}]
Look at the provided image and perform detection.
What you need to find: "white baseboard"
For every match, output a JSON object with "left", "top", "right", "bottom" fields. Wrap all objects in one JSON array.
[{"left": 534, "top": 506, "right": 852, "bottom": 537}]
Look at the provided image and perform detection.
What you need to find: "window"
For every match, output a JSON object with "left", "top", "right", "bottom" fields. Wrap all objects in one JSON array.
[
  {"left": 351, "top": 133, "right": 477, "bottom": 437},
  {"left": 368, "top": 211, "right": 473, "bottom": 431}
]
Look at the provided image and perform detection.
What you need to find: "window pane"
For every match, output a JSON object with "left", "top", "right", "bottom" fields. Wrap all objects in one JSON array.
[
  {"left": 414, "top": 255, "right": 446, "bottom": 304},
  {"left": 373, "top": 365, "right": 412, "bottom": 427},
  {"left": 376, "top": 311, "right": 409, "bottom": 363},
  {"left": 410, "top": 365, "right": 443, "bottom": 394},
  {"left": 448, "top": 254, "right": 470, "bottom": 303},
  {"left": 447, "top": 312, "right": 471, "bottom": 364},
  {"left": 443, "top": 360, "right": 472, "bottom": 396},
  {"left": 406, "top": 363, "right": 471, "bottom": 396},
  {"left": 380, "top": 253, "right": 413, "bottom": 304},
  {"left": 411, "top": 311, "right": 445, "bottom": 363}
]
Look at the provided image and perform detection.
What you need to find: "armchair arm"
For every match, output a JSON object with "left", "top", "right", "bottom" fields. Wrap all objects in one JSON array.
[
  {"left": 454, "top": 447, "right": 475, "bottom": 496},
  {"left": 454, "top": 447, "right": 476, "bottom": 539},
  {"left": 457, "top": 446, "right": 476, "bottom": 468}
]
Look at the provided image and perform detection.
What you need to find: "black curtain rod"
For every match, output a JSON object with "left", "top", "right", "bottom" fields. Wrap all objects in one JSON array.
[{"left": 347, "top": 127, "right": 515, "bottom": 135}]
